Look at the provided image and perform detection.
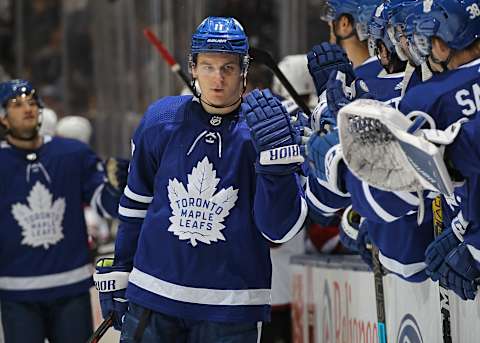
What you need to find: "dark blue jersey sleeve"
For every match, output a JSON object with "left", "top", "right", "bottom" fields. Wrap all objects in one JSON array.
[{"left": 254, "top": 174, "right": 307, "bottom": 243}]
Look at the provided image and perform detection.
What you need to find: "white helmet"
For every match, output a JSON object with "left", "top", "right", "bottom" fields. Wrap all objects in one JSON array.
[
  {"left": 272, "top": 54, "right": 315, "bottom": 98},
  {"left": 56, "top": 116, "right": 92, "bottom": 144},
  {"left": 39, "top": 107, "right": 58, "bottom": 136}
]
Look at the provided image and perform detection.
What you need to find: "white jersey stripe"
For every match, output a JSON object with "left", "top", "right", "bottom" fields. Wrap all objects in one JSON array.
[
  {"left": 379, "top": 252, "right": 426, "bottom": 278},
  {"left": 262, "top": 197, "right": 308, "bottom": 244},
  {"left": 362, "top": 182, "right": 399, "bottom": 222},
  {"left": 306, "top": 180, "right": 342, "bottom": 214},
  {"left": 129, "top": 267, "right": 271, "bottom": 306},
  {"left": 118, "top": 205, "right": 147, "bottom": 218},
  {"left": 0, "top": 264, "right": 92, "bottom": 290},
  {"left": 124, "top": 185, "right": 153, "bottom": 204}
]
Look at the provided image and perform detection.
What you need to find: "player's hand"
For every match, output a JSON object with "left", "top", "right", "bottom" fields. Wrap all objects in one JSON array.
[
  {"left": 307, "top": 43, "right": 354, "bottom": 96},
  {"left": 307, "top": 129, "right": 346, "bottom": 194},
  {"left": 326, "top": 71, "right": 371, "bottom": 117},
  {"left": 438, "top": 243, "right": 480, "bottom": 300},
  {"left": 425, "top": 229, "right": 461, "bottom": 281},
  {"left": 93, "top": 258, "right": 130, "bottom": 331},
  {"left": 242, "top": 89, "right": 303, "bottom": 175},
  {"left": 339, "top": 206, "right": 373, "bottom": 269}
]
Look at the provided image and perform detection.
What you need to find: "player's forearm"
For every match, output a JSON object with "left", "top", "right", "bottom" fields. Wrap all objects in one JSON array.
[{"left": 254, "top": 174, "right": 307, "bottom": 243}]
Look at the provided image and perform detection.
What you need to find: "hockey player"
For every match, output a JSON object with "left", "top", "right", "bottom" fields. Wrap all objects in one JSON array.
[
  {"left": 0, "top": 79, "right": 128, "bottom": 342},
  {"left": 393, "top": 0, "right": 480, "bottom": 300},
  {"left": 311, "top": 0, "right": 381, "bottom": 90},
  {"left": 56, "top": 116, "right": 113, "bottom": 247},
  {"left": 305, "top": 0, "right": 440, "bottom": 282},
  {"left": 94, "top": 16, "right": 307, "bottom": 342}
]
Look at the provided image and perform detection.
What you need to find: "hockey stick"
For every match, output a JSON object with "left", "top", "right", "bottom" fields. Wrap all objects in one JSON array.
[
  {"left": 143, "top": 28, "right": 195, "bottom": 94},
  {"left": 86, "top": 313, "right": 114, "bottom": 343},
  {"left": 432, "top": 195, "right": 452, "bottom": 343},
  {"left": 249, "top": 47, "right": 312, "bottom": 116},
  {"left": 371, "top": 245, "right": 387, "bottom": 343}
]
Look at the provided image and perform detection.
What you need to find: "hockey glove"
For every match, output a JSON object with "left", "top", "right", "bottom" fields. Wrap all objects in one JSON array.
[
  {"left": 243, "top": 89, "right": 304, "bottom": 175},
  {"left": 307, "top": 43, "right": 354, "bottom": 96},
  {"left": 93, "top": 258, "right": 130, "bottom": 331},
  {"left": 326, "top": 71, "right": 372, "bottom": 118},
  {"left": 340, "top": 206, "right": 373, "bottom": 269},
  {"left": 307, "top": 129, "right": 346, "bottom": 194},
  {"left": 438, "top": 243, "right": 480, "bottom": 300},
  {"left": 311, "top": 91, "right": 337, "bottom": 132},
  {"left": 104, "top": 157, "right": 129, "bottom": 198},
  {"left": 425, "top": 229, "right": 461, "bottom": 281}
]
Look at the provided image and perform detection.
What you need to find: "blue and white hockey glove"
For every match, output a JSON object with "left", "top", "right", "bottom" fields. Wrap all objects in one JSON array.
[
  {"left": 93, "top": 258, "right": 130, "bottom": 331},
  {"left": 438, "top": 243, "right": 480, "bottom": 300},
  {"left": 307, "top": 43, "right": 354, "bottom": 96},
  {"left": 340, "top": 206, "right": 373, "bottom": 269},
  {"left": 425, "top": 229, "right": 461, "bottom": 281},
  {"left": 243, "top": 89, "right": 304, "bottom": 175},
  {"left": 104, "top": 157, "right": 129, "bottom": 198},
  {"left": 326, "top": 71, "right": 372, "bottom": 118},
  {"left": 307, "top": 129, "right": 346, "bottom": 194}
]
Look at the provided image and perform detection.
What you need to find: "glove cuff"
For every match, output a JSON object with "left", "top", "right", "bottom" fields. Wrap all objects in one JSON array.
[
  {"left": 94, "top": 271, "right": 130, "bottom": 292},
  {"left": 259, "top": 144, "right": 304, "bottom": 166}
]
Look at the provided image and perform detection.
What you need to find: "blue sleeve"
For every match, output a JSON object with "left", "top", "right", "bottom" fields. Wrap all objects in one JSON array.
[
  {"left": 462, "top": 225, "right": 480, "bottom": 270},
  {"left": 114, "top": 124, "right": 159, "bottom": 266},
  {"left": 78, "top": 145, "right": 120, "bottom": 218},
  {"left": 446, "top": 117, "right": 480, "bottom": 177},
  {"left": 344, "top": 170, "right": 421, "bottom": 223},
  {"left": 305, "top": 171, "right": 350, "bottom": 223},
  {"left": 254, "top": 174, "right": 307, "bottom": 243}
]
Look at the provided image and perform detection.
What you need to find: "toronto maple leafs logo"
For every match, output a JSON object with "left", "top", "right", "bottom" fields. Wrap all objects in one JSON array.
[
  {"left": 11, "top": 181, "right": 66, "bottom": 249},
  {"left": 167, "top": 157, "right": 238, "bottom": 247}
]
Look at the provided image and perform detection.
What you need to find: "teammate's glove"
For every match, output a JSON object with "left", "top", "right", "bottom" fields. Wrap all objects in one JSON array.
[
  {"left": 438, "top": 243, "right": 480, "bottom": 300},
  {"left": 307, "top": 129, "right": 346, "bottom": 194},
  {"left": 326, "top": 71, "right": 372, "bottom": 117},
  {"left": 307, "top": 43, "right": 354, "bottom": 96},
  {"left": 104, "top": 157, "right": 129, "bottom": 198},
  {"left": 243, "top": 89, "right": 303, "bottom": 175},
  {"left": 311, "top": 91, "right": 337, "bottom": 132},
  {"left": 340, "top": 206, "right": 373, "bottom": 269},
  {"left": 93, "top": 258, "right": 130, "bottom": 331},
  {"left": 425, "top": 229, "right": 461, "bottom": 281}
]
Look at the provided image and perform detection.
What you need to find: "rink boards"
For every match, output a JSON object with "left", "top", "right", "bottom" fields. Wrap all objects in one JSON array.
[{"left": 291, "top": 254, "right": 480, "bottom": 343}]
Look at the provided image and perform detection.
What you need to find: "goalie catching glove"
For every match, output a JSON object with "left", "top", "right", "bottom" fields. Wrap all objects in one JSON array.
[
  {"left": 337, "top": 99, "right": 466, "bottom": 195},
  {"left": 93, "top": 258, "right": 130, "bottom": 331},
  {"left": 242, "top": 89, "right": 304, "bottom": 175}
]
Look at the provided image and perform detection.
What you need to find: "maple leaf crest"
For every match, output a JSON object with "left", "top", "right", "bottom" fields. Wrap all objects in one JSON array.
[
  {"left": 11, "top": 181, "right": 66, "bottom": 249},
  {"left": 167, "top": 156, "right": 238, "bottom": 247}
]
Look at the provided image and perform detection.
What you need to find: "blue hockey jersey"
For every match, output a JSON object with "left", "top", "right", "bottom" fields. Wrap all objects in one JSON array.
[
  {"left": 0, "top": 136, "right": 115, "bottom": 301},
  {"left": 115, "top": 96, "right": 307, "bottom": 323},
  {"left": 400, "top": 58, "right": 480, "bottom": 265},
  {"left": 307, "top": 65, "right": 437, "bottom": 281}
]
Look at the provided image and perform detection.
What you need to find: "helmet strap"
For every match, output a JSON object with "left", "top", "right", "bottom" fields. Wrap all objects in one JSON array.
[{"left": 430, "top": 48, "right": 454, "bottom": 72}]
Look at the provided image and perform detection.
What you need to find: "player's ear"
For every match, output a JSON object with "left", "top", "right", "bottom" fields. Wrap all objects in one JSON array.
[{"left": 338, "top": 14, "right": 353, "bottom": 36}]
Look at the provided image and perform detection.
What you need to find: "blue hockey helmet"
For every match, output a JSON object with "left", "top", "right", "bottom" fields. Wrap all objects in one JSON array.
[
  {"left": 0, "top": 79, "right": 43, "bottom": 118},
  {"left": 412, "top": 0, "right": 480, "bottom": 57},
  {"left": 368, "top": 3, "right": 396, "bottom": 56},
  {"left": 191, "top": 17, "right": 249, "bottom": 56},
  {"left": 368, "top": 2, "right": 409, "bottom": 72},
  {"left": 320, "top": 0, "right": 380, "bottom": 41}
]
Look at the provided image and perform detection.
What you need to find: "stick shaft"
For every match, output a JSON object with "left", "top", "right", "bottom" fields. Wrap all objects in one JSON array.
[{"left": 143, "top": 28, "right": 194, "bottom": 93}]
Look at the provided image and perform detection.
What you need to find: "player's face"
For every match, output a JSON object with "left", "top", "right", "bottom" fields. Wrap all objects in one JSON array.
[
  {"left": 0, "top": 94, "right": 40, "bottom": 139},
  {"left": 193, "top": 53, "right": 243, "bottom": 107}
]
